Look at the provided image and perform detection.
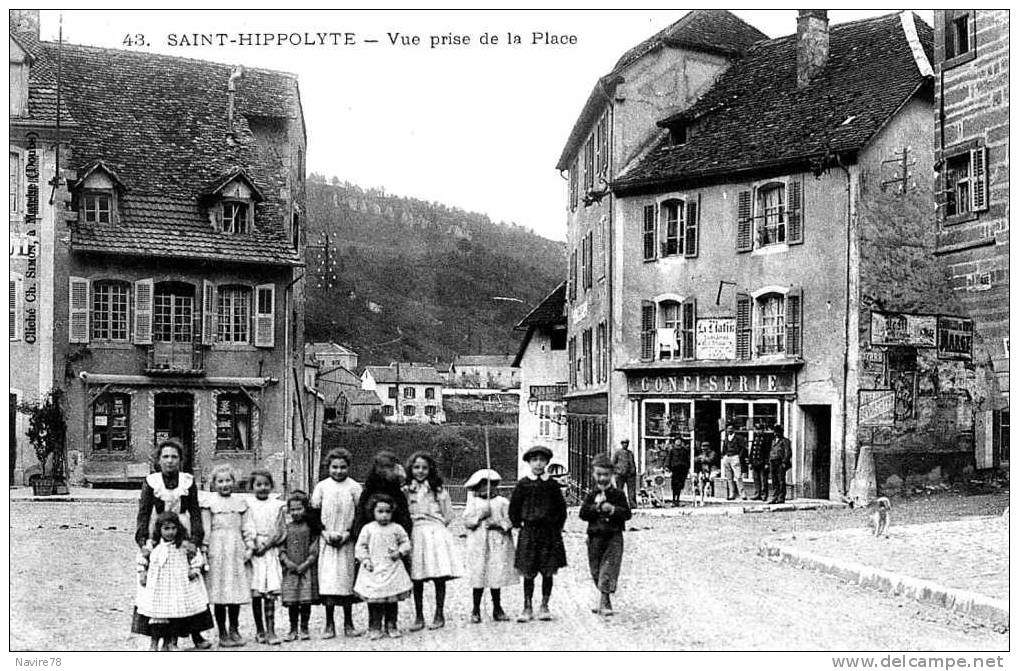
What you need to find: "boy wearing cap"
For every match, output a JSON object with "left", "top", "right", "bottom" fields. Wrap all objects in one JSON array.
[
  {"left": 579, "top": 453, "right": 632, "bottom": 616},
  {"left": 509, "top": 445, "right": 567, "bottom": 622},
  {"left": 462, "top": 468, "right": 517, "bottom": 623}
]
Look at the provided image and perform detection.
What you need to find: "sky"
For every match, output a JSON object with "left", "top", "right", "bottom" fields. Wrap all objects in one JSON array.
[{"left": 37, "top": 9, "right": 933, "bottom": 242}]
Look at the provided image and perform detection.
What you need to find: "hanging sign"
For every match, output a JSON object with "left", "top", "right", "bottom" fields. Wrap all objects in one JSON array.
[{"left": 695, "top": 318, "right": 736, "bottom": 360}]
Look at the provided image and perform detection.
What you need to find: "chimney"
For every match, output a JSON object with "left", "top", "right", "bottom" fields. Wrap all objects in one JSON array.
[
  {"left": 226, "top": 65, "right": 244, "bottom": 142},
  {"left": 796, "top": 10, "right": 829, "bottom": 88},
  {"left": 11, "top": 9, "right": 41, "bottom": 38}
]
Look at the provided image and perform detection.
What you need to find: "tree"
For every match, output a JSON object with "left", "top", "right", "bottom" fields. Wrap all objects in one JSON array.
[
  {"left": 17, "top": 389, "right": 67, "bottom": 481},
  {"left": 430, "top": 427, "right": 478, "bottom": 483}
]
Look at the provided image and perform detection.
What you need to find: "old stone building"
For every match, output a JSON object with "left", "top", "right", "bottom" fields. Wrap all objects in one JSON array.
[
  {"left": 598, "top": 11, "right": 985, "bottom": 500},
  {"left": 361, "top": 363, "right": 445, "bottom": 424},
  {"left": 9, "top": 11, "right": 72, "bottom": 484},
  {"left": 18, "top": 19, "right": 315, "bottom": 491},
  {"left": 933, "top": 10, "right": 1009, "bottom": 470},
  {"left": 559, "top": 10, "right": 768, "bottom": 482},
  {"left": 512, "top": 283, "right": 568, "bottom": 480}
]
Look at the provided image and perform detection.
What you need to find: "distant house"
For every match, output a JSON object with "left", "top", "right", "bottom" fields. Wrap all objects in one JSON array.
[
  {"left": 316, "top": 366, "right": 361, "bottom": 422},
  {"left": 450, "top": 354, "right": 520, "bottom": 389},
  {"left": 361, "top": 363, "right": 446, "bottom": 424},
  {"left": 339, "top": 389, "right": 383, "bottom": 424},
  {"left": 513, "top": 283, "right": 568, "bottom": 478},
  {"left": 305, "top": 342, "right": 358, "bottom": 372}
]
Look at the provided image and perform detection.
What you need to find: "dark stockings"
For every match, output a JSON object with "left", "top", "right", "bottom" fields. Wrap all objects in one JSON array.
[
  {"left": 252, "top": 598, "right": 265, "bottom": 635},
  {"left": 342, "top": 604, "right": 355, "bottom": 629},
  {"left": 412, "top": 579, "right": 447, "bottom": 622},
  {"left": 385, "top": 603, "right": 399, "bottom": 631},
  {"left": 472, "top": 588, "right": 504, "bottom": 614},
  {"left": 324, "top": 604, "right": 336, "bottom": 631},
  {"left": 524, "top": 575, "right": 553, "bottom": 608},
  {"left": 368, "top": 603, "right": 384, "bottom": 632},
  {"left": 288, "top": 605, "right": 311, "bottom": 632}
]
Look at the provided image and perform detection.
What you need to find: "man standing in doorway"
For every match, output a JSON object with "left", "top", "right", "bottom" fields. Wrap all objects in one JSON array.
[
  {"left": 720, "top": 423, "right": 747, "bottom": 501},
  {"left": 612, "top": 439, "right": 638, "bottom": 509},
  {"left": 664, "top": 437, "right": 690, "bottom": 507},
  {"left": 768, "top": 425, "right": 793, "bottom": 504}
]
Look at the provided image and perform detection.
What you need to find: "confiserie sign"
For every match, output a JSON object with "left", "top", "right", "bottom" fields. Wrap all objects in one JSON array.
[{"left": 627, "top": 370, "right": 795, "bottom": 395}]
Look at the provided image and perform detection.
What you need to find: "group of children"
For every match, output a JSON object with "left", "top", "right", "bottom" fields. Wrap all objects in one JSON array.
[{"left": 132, "top": 444, "right": 631, "bottom": 650}]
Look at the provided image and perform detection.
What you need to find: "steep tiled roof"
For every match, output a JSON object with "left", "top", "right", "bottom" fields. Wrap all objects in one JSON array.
[
  {"left": 557, "top": 11, "right": 767, "bottom": 170},
  {"left": 365, "top": 364, "right": 444, "bottom": 385},
  {"left": 614, "top": 13, "right": 934, "bottom": 192},
  {"left": 453, "top": 354, "right": 516, "bottom": 368},
  {"left": 342, "top": 390, "right": 383, "bottom": 406},
  {"left": 306, "top": 342, "right": 357, "bottom": 357},
  {"left": 515, "top": 283, "right": 567, "bottom": 330},
  {"left": 21, "top": 34, "right": 303, "bottom": 265}
]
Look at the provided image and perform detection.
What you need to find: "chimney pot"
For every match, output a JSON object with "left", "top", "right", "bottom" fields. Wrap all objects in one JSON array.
[{"left": 796, "top": 9, "right": 830, "bottom": 88}]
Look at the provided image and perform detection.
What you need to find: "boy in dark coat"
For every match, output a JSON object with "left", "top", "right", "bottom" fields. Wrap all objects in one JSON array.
[
  {"left": 509, "top": 445, "right": 567, "bottom": 622},
  {"left": 578, "top": 454, "right": 632, "bottom": 616},
  {"left": 767, "top": 425, "right": 793, "bottom": 504}
]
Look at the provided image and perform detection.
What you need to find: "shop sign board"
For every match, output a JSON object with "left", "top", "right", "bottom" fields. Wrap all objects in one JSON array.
[
  {"left": 870, "top": 311, "right": 936, "bottom": 348},
  {"left": 937, "top": 316, "right": 973, "bottom": 360},
  {"left": 627, "top": 370, "right": 795, "bottom": 395},
  {"left": 695, "top": 318, "right": 736, "bottom": 360},
  {"left": 858, "top": 390, "right": 895, "bottom": 426}
]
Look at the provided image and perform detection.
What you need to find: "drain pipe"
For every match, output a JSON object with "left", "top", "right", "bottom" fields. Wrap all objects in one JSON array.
[{"left": 838, "top": 160, "right": 856, "bottom": 499}]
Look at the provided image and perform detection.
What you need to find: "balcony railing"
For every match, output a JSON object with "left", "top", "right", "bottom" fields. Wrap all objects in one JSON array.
[{"left": 145, "top": 341, "right": 205, "bottom": 376}]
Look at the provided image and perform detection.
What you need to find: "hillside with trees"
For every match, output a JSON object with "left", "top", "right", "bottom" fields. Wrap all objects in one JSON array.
[{"left": 304, "top": 175, "right": 565, "bottom": 366}]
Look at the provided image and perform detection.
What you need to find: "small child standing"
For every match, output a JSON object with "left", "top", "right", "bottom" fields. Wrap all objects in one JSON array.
[
  {"left": 311, "top": 448, "right": 363, "bottom": 638},
  {"left": 578, "top": 454, "right": 632, "bottom": 616},
  {"left": 132, "top": 511, "right": 214, "bottom": 651},
  {"left": 462, "top": 468, "right": 517, "bottom": 623},
  {"left": 280, "top": 490, "right": 320, "bottom": 642},
  {"left": 201, "top": 464, "right": 255, "bottom": 648},
  {"left": 248, "top": 469, "right": 286, "bottom": 645},
  {"left": 509, "top": 446, "right": 567, "bottom": 622},
  {"left": 404, "top": 451, "right": 463, "bottom": 631},
  {"left": 354, "top": 494, "right": 413, "bottom": 640}
]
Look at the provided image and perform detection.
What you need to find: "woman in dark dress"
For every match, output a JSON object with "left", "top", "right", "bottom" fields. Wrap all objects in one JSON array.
[
  {"left": 353, "top": 451, "right": 412, "bottom": 540},
  {"left": 133, "top": 439, "right": 211, "bottom": 650}
]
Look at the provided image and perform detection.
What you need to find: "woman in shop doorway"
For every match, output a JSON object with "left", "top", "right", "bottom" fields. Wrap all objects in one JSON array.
[
  {"left": 664, "top": 438, "right": 690, "bottom": 507},
  {"left": 134, "top": 439, "right": 211, "bottom": 650}
]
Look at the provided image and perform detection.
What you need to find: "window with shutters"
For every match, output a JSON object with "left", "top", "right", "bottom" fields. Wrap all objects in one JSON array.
[
  {"left": 583, "top": 138, "right": 595, "bottom": 192},
  {"left": 425, "top": 387, "right": 435, "bottom": 400},
  {"left": 382, "top": 405, "right": 394, "bottom": 417},
  {"left": 661, "top": 200, "right": 683, "bottom": 256},
  {"left": 596, "top": 321, "right": 607, "bottom": 383},
  {"left": 595, "top": 113, "right": 609, "bottom": 178},
  {"left": 153, "top": 282, "right": 195, "bottom": 342},
  {"left": 579, "top": 235, "right": 588, "bottom": 293},
  {"left": 388, "top": 386, "right": 398, "bottom": 399},
  {"left": 9, "top": 274, "right": 23, "bottom": 341},
  {"left": 216, "top": 393, "right": 252, "bottom": 451},
  {"left": 582, "top": 329, "right": 593, "bottom": 386},
  {"left": 403, "top": 404, "right": 416, "bottom": 417},
  {"left": 568, "top": 336, "right": 577, "bottom": 388},
  {"left": 568, "top": 249, "right": 577, "bottom": 302},
  {"left": 655, "top": 299, "right": 696, "bottom": 360},
  {"left": 254, "top": 284, "right": 275, "bottom": 347},
  {"left": 404, "top": 387, "right": 416, "bottom": 399},
  {"left": 216, "top": 285, "right": 251, "bottom": 344},
  {"left": 757, "top": 184, "right": 786, "bottom": 246},
  {"left": 91, "top": 281, "right": 130, "bottom": 342},
  {"left": 584, "top": 231, "right": 594, "bottom": 289},
  {"left": 424, "top": 405, "right": 437, "bottom": 417},
  {"left": 943, "top": 10, "right": 976, "bottom": 68},
  {"left": 655, "top": 196, "right": 699, "bottom": 259},
  {"left": 93, "top": 393, "right": 130, "bottom": 452},
  {"left": 943, "top": 142, "right": 988, "bottom": 223},
  {"left": 757, "top": 294, "right": 785, "bottom": 355}
]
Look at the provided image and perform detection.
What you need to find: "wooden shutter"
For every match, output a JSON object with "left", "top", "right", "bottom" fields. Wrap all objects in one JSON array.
[
  {"left": 640, "top": 300, "right": 656, "bottom": 361},
  {"left": 785, "top": 287, "right": 803, "bottom": 357},
  {"left": 971, "top": 146, "right": 988, "bottom": 212},
  {"left": 255, "top": 283, "right": 275, "bottom": 348},
  {"left": 201, "top": 280, "right": 217, "bottom": 345},
  {"left": 684, "top": 195, "right": 700, "bottom": 258},
  {"left": 736, "top": 189, "right": 753, "bottom": 252},
  {"left": 735, "top": 292, "right": 752, "bottom": 360},
  {"left": 787, "top": 178, "right": 804, "bottom": 245},
  {"left": 569, "top": 249, "right": 577, "bottom": 301},
  {"left": 681, "top": 299, "right": 696, "bottom": 359},
  {"left": 69, "top": 277, "right": 91, "bottom": 343},
  {"left": 133, "top": 278, "right": 153, "bottom": 345},
  {"left": 10, "top": 276, "right": 22, "bottom": 341},
  {"left": 642, "top": 205, "right": 656, "bottom": 261}
]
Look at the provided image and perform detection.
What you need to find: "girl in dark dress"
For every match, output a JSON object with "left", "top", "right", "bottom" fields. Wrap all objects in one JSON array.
[
  {"left": 133, "top": 440, "right": 211, "bottom": 650},
  {"left": 509, "top": 446, "right": 567, "bottom": 623},
  {"left": 280, "top": 490, "right": 320, "bottom": 642}
]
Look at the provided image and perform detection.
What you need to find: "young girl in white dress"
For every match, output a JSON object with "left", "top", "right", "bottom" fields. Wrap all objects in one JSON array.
[
  {"left": 462, "top": 469, "right": 517, "bottom": 623},
  {"left": 353, "top": 493, "right": 412, "bottom": 640},
  {"left": 311, "top": 448, "right": 363, "bottom": 638},
  {"left": 247, "top": 469, "right": 286, "bottom": 645},
  {"left": 404, "top": 451, "right": 462, "bottom": 631}
]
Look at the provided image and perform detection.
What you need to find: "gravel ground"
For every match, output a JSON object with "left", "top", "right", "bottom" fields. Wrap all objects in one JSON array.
[{"left": 9, "top": 491, "right": 1008, "bottom": 651}]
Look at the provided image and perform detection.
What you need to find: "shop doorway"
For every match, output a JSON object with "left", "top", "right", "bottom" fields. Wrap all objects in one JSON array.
[
  {"left": 694, "top": 401, "right": 722, "bottom": 451},
  {"left": 801, "top": 405, "right": 831, "bottom": 499},
  {"left": 154, "top": 393, "right": 195, "bottom": 473}
]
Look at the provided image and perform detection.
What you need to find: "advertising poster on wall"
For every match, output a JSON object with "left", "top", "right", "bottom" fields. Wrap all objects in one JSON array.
[
  {"left": 695, "top": 318, "right": 736, "bottom": 360},
  {"left": 870, "top": 311, "right": 937, "bottom": 347}
]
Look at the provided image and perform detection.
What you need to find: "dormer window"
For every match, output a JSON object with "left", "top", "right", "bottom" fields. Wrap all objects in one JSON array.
[
  {"left": 669, "top": 123, "right": 687, "bottom": 145},
  {"left": 222, "top": 201, "right": 250, "bottom": 234},
  {"left": 201, "top": 169, "right": 264, "bottom": 236},
  {"left": 73, "top": 162, "right": 123, "bottom": 225},
  {"left": 83, "top": 192, "right": 113, "bottom": 224}
]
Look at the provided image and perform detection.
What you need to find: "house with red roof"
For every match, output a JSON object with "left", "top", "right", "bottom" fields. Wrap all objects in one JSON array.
[{"left": 9, "top": 12, "right": 315, "bottom": 490}]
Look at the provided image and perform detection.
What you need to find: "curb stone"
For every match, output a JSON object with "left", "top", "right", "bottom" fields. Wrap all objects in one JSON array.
[{"left": 759, "top": 538, "right": 1009, "bottom": 626}]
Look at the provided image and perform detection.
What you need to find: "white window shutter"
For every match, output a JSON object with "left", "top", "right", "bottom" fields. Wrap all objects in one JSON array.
[
  {"left": 202, "top": 280, "right": 217, "bottom": 345},
  {"left": 10, "top": 276, "right": 22, "bottom": 341},
  {"left": 69, "top": 277, "right": 91, "bottom": 343},
  {"left": 970, "top": 147, "right": 988, "bottom": 212},
  {"left": 133, "top": 278, "right": 153, "bottom": 345},
  {"left": 255, "top": 283, "right": 275, "bottom": 348}
]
